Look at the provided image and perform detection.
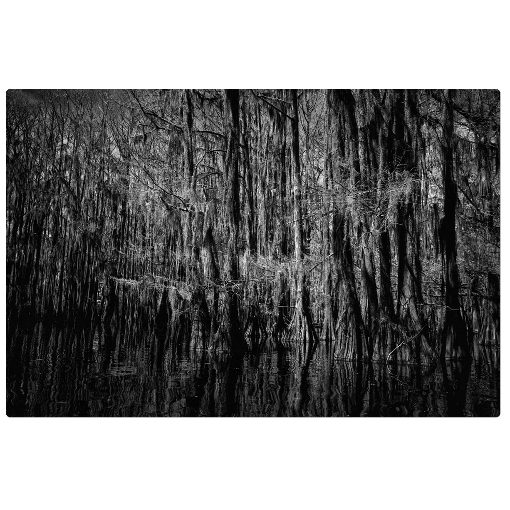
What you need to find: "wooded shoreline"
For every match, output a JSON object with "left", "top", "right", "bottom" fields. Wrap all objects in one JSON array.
[{"left": 6, "top": 89, "right": 500, "bottom": 364}]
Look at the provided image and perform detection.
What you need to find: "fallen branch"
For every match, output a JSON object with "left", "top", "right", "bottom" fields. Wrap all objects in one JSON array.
[{"left": 386, "top": 324, "right": 428, "bottom": 362}]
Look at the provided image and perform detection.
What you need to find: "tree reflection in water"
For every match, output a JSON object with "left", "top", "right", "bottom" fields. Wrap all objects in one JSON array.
[{"left": 7, "top": 323, "right": 500, "bottom": 417}]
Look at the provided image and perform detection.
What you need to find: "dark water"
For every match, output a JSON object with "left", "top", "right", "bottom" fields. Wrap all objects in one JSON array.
[{"left": 6, "top": 322, "right": 500, "bottom": 417}]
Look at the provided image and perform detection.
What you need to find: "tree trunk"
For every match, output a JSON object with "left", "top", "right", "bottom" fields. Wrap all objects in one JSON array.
[
  {"left": 441, "top": 89, "right": 470, "bottom": 360},
  {"left": 333, "top": 90, "right": 366, "bottom": 361},
  {"left": 222, "top": 89, "right": 243, "bottom": 352},
  {"left": 290, "top": 90, "right": 306, "bottom": 353}
]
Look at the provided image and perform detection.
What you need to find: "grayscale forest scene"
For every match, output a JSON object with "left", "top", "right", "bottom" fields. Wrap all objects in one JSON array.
[{"left": 6, "top": 89, "right": 500, "bottom": 416}]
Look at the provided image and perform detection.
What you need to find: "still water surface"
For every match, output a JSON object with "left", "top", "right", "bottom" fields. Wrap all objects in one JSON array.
[{"left": 7, "top": 323, "right": 500, "bottom": 417}]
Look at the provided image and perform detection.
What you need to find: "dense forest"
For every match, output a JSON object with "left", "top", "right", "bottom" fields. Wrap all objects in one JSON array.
[{"left": 6, "top": 89, "right": 500, "bottom": 366}]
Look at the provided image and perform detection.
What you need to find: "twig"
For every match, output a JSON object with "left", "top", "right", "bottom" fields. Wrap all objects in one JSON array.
[
  {"left": 386, "top": 324, "right": 428, "bottom": 362},
  {"left": 251, "top": 90, "right": 293, "bottom": 120}
]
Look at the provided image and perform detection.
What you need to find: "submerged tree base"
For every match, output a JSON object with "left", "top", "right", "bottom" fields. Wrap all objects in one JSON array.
[{"left": 6, "top": 320, "right": 500, "bottom": 417}]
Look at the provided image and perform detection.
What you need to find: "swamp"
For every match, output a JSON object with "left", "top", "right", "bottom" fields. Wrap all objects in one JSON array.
[{"left": 6, "top": 89, "right": 500, "bottom": 417}]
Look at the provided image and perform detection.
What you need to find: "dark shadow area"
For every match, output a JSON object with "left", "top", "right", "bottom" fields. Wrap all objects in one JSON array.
[{"left": 6, "top": 323, "right": 500, "bottom": 417}]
